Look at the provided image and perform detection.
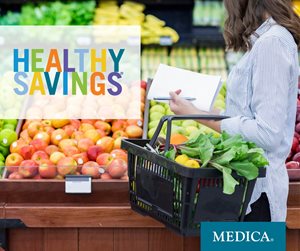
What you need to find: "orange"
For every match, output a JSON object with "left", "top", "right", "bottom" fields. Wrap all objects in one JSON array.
[{"left": 170, "top": 134, "right": 188, "bottom": 145}]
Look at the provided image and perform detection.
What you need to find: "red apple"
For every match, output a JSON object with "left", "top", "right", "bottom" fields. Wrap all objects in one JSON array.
[
  {"left": 10, "top": 139, "right": 26, "bottom": 154},
  {"left": 111, "top": 149, "right": 127, "bottom": 162},
  {"left": 293, "top": 136, "right": 300, "bottom": 152},
  {"left": 31, "top": 151, "right": 49, "bottom": 165},
  {"left": 107, "top": 159, "right": 127, "bottom": 179},
  {"left": 70, "top": 119, "right": 81, "bottom": 130},
  {"left": 121, "top": 175, "right": 129, "bottom": 181},
  {"left": 293, "top": 152, "right": 300, "bottom": 162},
  {"left": 58, "top": 139, "right": 77, "bottom": 150},
  {"left": 27, "top": 121, "right": 44, "bottom": 138},
  {"left": 19, "top": 160, "right": 38, "bottom": 178},
  {"left": 33, "top": 131, "right": 51, "bottom": 145},
  {"left": 81, "top": 161, "right": 100, "bottom": 179},
  {"left": 43, "top": 126, "right": 55, "bottom": 135},
  {"left": 125, "top": 125, "right": 143, "bottom": 138},
  {"left": 87, "top": 145, "right": 104, "bottom": 161},
  {"left": 101, "top": 172, "right": 112, "bottom": 180},
  {"left": 126, "top": 119, "right": 143, "bottom": 127},
  {"left": 111, "top": 120, "right": 127, "bottom": 133},
  {"left": 77, "top": 138, "right": 94, "bottom": 152},
  {"left": 63, "top": 124, "right": 77, "bottom": 137},
  {"left": 96, "top": 137, "right": 114, "bottom": 153},
  {"left": 63, "top": 146, "right": 80, "bottom": 157},
  {"left": 81, "top": 119, "right": 96, "bottom": 125},
  {"left": 8, "top": 172, "right": 23, "bottom": 179},
  {"left": 20, "top": 129, "right": 32, "bottom": 144},
  {"left": 73, "top": 152, "right": 89, "bottom": 167},
  {"left": 72, "top": 131, "right": 85, "bottom": 141},
  {"left": 39, "top": 159, "right": 56, "bottom": 179},
  {"left": 5, "top": 153, "right": 24, "bottom": 173},
  {"left": 112, "top": 130, "right": 128, "bottom": 139},
  {"left": 51, "top": 129, "right": 68, "bottom": 145},
  {"left": 45, "top": 145, "right": 60, "bottom": 156},
  {"left": 286, "top": 161, "right": 300, "bottom": 169},
  {"left": 30, "top": 139, "right": 48, "bottom": 151},
  {"left": 96, "top": 129, "right": 106, "bottom": 138},
  {"left": 79, "top": 123, "right": 95, "bottom": 133},
  {"left": 20, "top": 145, "right": 35, "bottom": 160},
  {"left": 50, "top": 152, "right": 66, "bottom": 164},
  {"left": 96, "top": 153, "right": 113, "bottom": 169},
  {"left": 41, "top": 120, "right": 52, "bottom": 127},
  {"left": 94, "top": 121, "right": 111, "bottom": 135},
  {"left": 113, "top": 137, "right": 126, "bottom": 149},
  {"left": 84, "top": 129, "right": 102, "bottom": 143},
  {"left": 57, "top": 157, "right": 77, "bottom": 177}
]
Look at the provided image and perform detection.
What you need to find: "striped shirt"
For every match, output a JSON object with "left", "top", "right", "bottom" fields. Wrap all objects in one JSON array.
[{"left": 221, "top": 17, "right": 299, "bottom": 221}]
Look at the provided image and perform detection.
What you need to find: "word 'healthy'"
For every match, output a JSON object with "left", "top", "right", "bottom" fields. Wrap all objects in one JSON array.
[{"left": 12, "top": 48, "right": 125, "bottom": 96}]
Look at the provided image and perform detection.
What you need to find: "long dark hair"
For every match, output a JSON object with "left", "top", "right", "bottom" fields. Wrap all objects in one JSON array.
[{"left": 223, "top": 0, "right": 300, "bottom": 51}]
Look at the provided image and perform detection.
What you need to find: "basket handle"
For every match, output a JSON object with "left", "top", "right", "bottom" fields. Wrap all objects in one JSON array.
[{"left": 149, "top": 114, "right": 229, "bottom": 152}]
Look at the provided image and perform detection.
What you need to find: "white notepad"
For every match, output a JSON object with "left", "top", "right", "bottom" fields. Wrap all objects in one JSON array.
[{"left": 147, "top": 64, "right": 222, "bottom": 112}]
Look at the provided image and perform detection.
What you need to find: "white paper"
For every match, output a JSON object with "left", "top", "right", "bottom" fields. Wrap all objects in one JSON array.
[{"left": 147, "top": 64, "right": 222, "bottom": 112}]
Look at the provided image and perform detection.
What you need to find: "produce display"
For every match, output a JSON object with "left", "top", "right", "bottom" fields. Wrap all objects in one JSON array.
[
  {"left": 0, "top": 119, "right": 18, "bottom": 176},
  {"left": 142, "top": 46, "right": 228, "bottom": 81},
  {"left": 286, "top": 87, "right": 300, "bottom": 180},
  {"left": 93, "top": 1, "right": 179, "bottom": 45},
  {"left": 0, "top": 1, "right": 95, "bottom": 25},
  {"left": 161, "top": 131, "right": 268, "bottom": 194},
  {"left": 193, "top": 0, "right": 225, "bottom": 26},
  {"left": 3, "top": 83, "right": 146, "bottom": 180},
  {"left": 147, "top": 83, "right": 226, "bottom": 141}
]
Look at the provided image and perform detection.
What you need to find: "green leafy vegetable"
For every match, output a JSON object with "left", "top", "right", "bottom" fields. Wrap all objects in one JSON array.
[{"left": 163, "top": 131, "right": 269, "bottom": 195}]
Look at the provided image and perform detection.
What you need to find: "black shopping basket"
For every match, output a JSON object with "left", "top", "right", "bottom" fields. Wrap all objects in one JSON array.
[{"left": 121, "top": 115, "right": 266, "bottom": 236}]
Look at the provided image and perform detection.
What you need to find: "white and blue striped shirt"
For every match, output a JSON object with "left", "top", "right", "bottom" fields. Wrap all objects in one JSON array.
[{"left": 221, "top": 17, "right": 299, "bottom": 221}]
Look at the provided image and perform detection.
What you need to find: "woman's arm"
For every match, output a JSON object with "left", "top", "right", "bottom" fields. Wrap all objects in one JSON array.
[{"left": 169, "top": 91, "right": 222, "bottom": 132}]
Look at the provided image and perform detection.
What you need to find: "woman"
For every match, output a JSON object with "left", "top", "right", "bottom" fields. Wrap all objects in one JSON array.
[{"left": 169, "top": 0, "right": 300, "bottom": 222}]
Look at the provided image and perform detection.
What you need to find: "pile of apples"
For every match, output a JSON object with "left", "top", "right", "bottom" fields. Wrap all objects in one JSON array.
[
  {"left": 286, "top": 90, "right": 300, "bottom": 173},
  {"left": 5, "top": 118, "right": 143, "bottom": 180},
  {"left": 147, "top": 101, "right": 220, "bottom": 140}
]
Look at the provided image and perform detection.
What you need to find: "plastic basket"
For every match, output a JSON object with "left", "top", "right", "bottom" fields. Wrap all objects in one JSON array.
[{"left": 121, "top": 115, "right": 266, "bottom": 236}]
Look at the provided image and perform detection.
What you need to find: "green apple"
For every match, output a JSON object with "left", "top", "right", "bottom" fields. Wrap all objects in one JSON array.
[
  {"left": 172, "top": 120, "right": 182, "bottom": 126},
  {"left": 185, "top": 126, "right": 199, "bottom": 136},
  {"left": 150, "top": 105, "right": 165, "bottom": 114},
  {"left": 150, "top": 100, "right": 157, "bottom": 106},
  {"left": 165, "top": 108, "right": 174, "bottom": 115},
  {"left": 3, "top": 119, "right": 17, "bottom": 127},
  {"left": 148, "top": 128, "right": 156, "bottom": 139},
  {"left": 148, "top": 120, "right": 160, "bottom": 129},
  {"left": 3, "top": 124, "right": 15, "bottom": 131},
  {"left": 0, "top": 129, "right": 17, "bottom": 147},
  {"left": 0, "top": 153, "right": 4, "bottom": 162},
  {"left": 150, "top": 112, "right": 164, "bottom": 122},
  {"left": 216, "top": 94, "right": 225, "bottom": 101},
  {"left": 0, "top": 145, "right": 9, "bottom": 157},
  {"left": 182, "top": 120, "right": 198, "bottom": 128},
  {"left": 170, "top": 125, "right": 186, "bottom": 135}
]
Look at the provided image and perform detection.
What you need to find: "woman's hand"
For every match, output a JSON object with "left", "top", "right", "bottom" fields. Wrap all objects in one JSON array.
[
  {"left": 169, "top": 90, "right": 199, "bottom": 115},
  {"left": 169, "top": 89, "right": 222, "bottom": 132}
]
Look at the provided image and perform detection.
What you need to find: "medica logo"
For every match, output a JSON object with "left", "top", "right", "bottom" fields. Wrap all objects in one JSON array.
[
  {"left": 212, "top": 230, "right": 272, "bottom": 243},
  {"left": 201, "top": 222, "right": 286, "bottom": 251}
]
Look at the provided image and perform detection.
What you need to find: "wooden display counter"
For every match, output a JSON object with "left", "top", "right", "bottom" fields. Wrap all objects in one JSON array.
[{"left": 0, "top": 180, "right": 299, "bottom": 251}]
